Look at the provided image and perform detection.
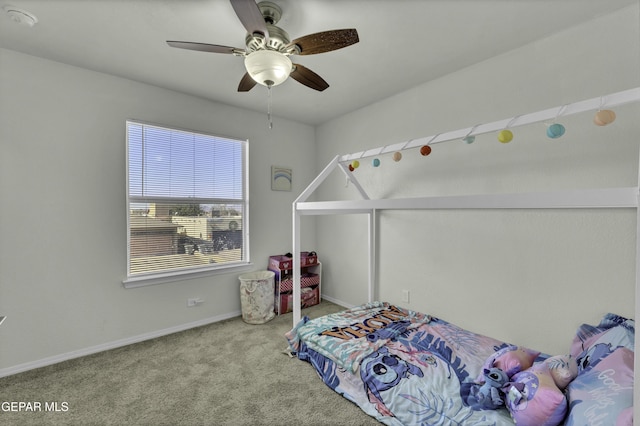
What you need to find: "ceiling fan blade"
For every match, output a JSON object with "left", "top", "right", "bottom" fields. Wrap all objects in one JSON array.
[
  {"left": 167, "top": 41, "right": 243, "bottom": 54},
  {"left": 230, "top": 0, "right": 269, "bottom": 40},
  {"left": 237, "top": 72, "right": 258, "bottom": 92},
  {"left": 288, "top": 29, "right": 359, "bottom": 55},
  {"left": 290, "top": 64, "right": 329, "bottom": 92}
]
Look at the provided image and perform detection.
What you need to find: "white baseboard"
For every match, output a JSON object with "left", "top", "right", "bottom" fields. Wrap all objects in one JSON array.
[
  {"left": 0, "top": 310, "right": 241, "bottom": 378},
  {"left": 320, "top": 294, "right": 355, "bottom": 309}
]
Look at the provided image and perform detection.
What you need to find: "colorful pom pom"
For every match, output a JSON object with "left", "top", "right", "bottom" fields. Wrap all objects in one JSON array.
[
  {"left": 498, "top": 130, "right": 513, "bottom": 143},
  {"left": 420, "top": 145, "right": 432, "bottom": 156},
  {"left": 351, "top": 160, "right": 360, "bottom": 169},
  {"left": 593, "top": 110, "right": 616, "bottom": 126},
  {"left": 392, "top": 152, "right": 402, "bottom": 162},
  {"left": 546, "top": 123, "right": 566, "bottom": 139},
  {"left": 372, "top": 158, "right": 380, "bottom": 167},
  {"left": 463, "top": 135, "right": 475, "bottom": 144}
]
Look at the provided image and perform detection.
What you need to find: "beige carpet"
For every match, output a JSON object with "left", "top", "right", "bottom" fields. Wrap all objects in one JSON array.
[{"left": 0, "top": 301, "right": 380, "bottom": 425}]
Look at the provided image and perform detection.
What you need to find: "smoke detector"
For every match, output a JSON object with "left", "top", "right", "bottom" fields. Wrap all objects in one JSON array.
[{"left": 3, "top": 5, "right": 38, "bottom": 27}]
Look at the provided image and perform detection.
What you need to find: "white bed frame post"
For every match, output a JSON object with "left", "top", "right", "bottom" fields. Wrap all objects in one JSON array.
[
  {"left": 292, "top": 89, "right": 640, "bottom": 419},
  {"left": 368, "top": 209, "right": 376, "bottom": 303},
  {"left": 292, "top": 206, "right": 301, "bottom": 326},
  {"left": 635, "top": 148, "right": 640, "bottom": 423}
]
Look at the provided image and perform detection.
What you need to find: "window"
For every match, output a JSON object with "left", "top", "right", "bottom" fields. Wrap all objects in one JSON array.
[{"left": 125, "top": 121, "right": 249, "bottom": 286}]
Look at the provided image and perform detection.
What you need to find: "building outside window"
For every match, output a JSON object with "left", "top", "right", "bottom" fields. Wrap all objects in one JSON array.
[{"left": 125, "top": 121, "right": 249, "bottom": 286}]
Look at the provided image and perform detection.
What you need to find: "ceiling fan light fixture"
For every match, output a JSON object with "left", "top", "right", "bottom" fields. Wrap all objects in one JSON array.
[{"left": 244, "top": 50, "right": 292, "bottom": 87}]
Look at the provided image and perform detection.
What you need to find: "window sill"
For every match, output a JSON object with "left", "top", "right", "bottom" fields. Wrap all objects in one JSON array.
[{"left": 123, "top": 262, "right": 254, "bottom": 289}]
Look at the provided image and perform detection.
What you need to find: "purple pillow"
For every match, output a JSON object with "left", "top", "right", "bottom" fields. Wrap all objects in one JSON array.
[
  {"left": 564, "top": 347, "right": 633, "bottom": 426},
  {"left": 570, "top": 313, "right": 634, "bottom": 363},
  {"left": 504, "top": 362, "right": 567, "bottom": 426},
  {"left": 478, "top": 345, "right": 540, "bottom": 381},
  {"left": 543, "top": 354, "right": 578, "bottom": 390},
  {"left": 565, "top": 313, "right": 634, "bottom": 426}
]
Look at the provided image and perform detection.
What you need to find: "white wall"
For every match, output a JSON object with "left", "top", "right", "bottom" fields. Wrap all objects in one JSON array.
[
  {"left": 0, "top": 48, "right": 316, "bottom": 374},
  {"left": 314, "top": 5, "right": 640, "bottom": 356}
]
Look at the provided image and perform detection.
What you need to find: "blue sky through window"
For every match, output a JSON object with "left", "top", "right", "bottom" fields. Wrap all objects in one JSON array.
[{"left": 128, "top": 122, "right": 244, "bottom": 200}]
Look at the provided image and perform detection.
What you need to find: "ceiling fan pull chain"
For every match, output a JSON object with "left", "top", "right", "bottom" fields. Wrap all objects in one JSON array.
[{"left": 267, "top": 84, "right": 273, "bottom": 129}]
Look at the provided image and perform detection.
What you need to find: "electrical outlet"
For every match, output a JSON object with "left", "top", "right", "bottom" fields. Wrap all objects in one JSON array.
[
  {"left": 401, "top": 290, "right": 410, "bottom": 303},
  {"left": 187, "top": 298, "right": 204, "bottom": 307}
]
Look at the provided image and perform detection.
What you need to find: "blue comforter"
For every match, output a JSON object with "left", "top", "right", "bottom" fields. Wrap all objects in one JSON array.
[{"left": 286, "top": 302, "right": 516, "bottom": 426}]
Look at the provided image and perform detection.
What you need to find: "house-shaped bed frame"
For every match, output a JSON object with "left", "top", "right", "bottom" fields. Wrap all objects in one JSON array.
[{"left": 291, "top": 87, "right": 640, "bottom": 418}]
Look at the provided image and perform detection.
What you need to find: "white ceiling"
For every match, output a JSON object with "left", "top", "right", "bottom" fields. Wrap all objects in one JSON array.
[{"left": 1, "top": 0, "right": 636, "bottom": 126}]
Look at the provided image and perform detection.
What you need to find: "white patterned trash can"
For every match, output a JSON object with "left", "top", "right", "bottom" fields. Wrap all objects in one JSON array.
[{"left": 239, "top": 271, "right": 276, "bottom": 324}]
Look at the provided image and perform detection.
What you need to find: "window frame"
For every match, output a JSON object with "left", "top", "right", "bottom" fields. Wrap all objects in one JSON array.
[{"left": 123, "top": 120, "right": 252, "bottom": 288}]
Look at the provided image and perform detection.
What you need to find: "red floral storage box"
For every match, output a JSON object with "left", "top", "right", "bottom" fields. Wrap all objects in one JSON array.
[
  {"left": 268, "top": 251, "right": 318, "bottom": 271},
  {"left": 277, "top": 286, "right": 319, "bottom": 315}
]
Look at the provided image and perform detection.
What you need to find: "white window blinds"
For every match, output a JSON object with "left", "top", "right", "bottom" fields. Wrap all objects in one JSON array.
[{"left": 125, "top": 121, "right": 249, "bottom": 284}]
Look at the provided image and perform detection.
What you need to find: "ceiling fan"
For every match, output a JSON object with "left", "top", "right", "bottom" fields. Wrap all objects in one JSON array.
[{"left": 167, "top": 0, "right": 359, "bottom": 92}]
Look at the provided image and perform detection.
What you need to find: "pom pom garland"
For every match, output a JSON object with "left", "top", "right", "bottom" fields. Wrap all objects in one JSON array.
[{"left": 341, "top": 98, "right": 624, "bottom": 170}]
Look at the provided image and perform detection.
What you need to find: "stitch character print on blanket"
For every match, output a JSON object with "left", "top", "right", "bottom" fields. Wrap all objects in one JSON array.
[
  {"left": 360, "top": 324, "right": 478, "bottom": 419},
  {"left": 576, "top": 342, "right": 614, "bottom": 372},
  {"left": 360, "top": 346, "right": 424, "bottom": 416}
]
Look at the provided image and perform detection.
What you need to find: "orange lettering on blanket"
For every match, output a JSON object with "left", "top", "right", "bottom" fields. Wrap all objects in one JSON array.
[
  {"left": 377, "top": 306, "right": 407, "bottom": 322},
  {"left": 363, "top": 317, "right": 390, "bottom": 328},
  {"left": 321, "top": 326, "right": 369, "bottom": 339},
  {"left": 319, "top": 306, "right": 407, "bottom": 340},
  {"left": 352, "top": 323, "right": 378, "bottom": 334}
]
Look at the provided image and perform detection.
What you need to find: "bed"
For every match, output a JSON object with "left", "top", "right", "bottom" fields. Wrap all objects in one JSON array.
[
  {"left": 289, "top": 87, "right": 640, "bottom": 424},
  {"left": 286, "top": 301, "right": 634, "bottom": 426}
]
